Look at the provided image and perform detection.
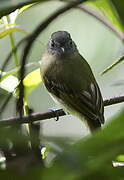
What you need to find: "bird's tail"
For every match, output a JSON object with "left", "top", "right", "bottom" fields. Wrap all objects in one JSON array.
[{"left": 86, "top": 118, "right": 101, "bottom": 133}]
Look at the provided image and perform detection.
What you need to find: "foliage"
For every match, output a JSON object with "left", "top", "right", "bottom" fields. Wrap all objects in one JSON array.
[
  {"left": 43, "top": 110, "right": 124, "bottom": 180},
  {"left": 0, "top": 0, "right": 124, "bottom": 179}
]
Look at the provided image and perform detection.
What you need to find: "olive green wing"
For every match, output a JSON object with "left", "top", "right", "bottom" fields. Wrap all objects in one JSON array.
[{"left": 43, "top": 75, "right": 104, "bottom": 125}]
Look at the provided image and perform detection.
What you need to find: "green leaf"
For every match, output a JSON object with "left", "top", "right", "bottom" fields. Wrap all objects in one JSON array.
[
  {"left": 116, "top": 154, "right": 124, "bottom": 162},
  {"left": 43, "top": 110, "right": 124, "bottom": 179},
  {"left": 23, "top": 68, "right": 42, "bottom": 96},
  {"left": 41, "top": 146, "right": 49, "bottom": 159},
  {"left": 0, "top": 64, "right": 40, "bottom": 96},
  {"left": 88, "top": 0, "right": 124, "bottom": 33},
  {"left": 0, "top": 27, "right": 27, "bottom": 38},
  {"left": 0, "top": 74, "right": 19, "bottom": 93},
  {"left": 101, "top": 54, "right": 124, "bottom": 75},
  {"left": 0, "top": 69, "right": 19, "bottom": 82},
  {"left": 111, "top": 0, "right": 124, "bottom": 26},
  {"left": 19, "top": 3, "right": 36, "bottom": 14},
  {"left": 0, "top": 63, "right": 38, "bottom": 82},
  {"left": 8, "top": 9, "right": 19, "bottom": 24},
  {"left": 0, "top": 0, "right": 47, "bottom": 19}
]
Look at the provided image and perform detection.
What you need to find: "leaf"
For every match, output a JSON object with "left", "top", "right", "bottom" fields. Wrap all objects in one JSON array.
[
  {"left": 19, "top": 3, "right": 36, "bottom": 14},
  {"left": 101, "top": 54, "right": 124, "bottom": 75},
  {"left": 8, "top": 9, "right": 19, "bottom": 24},
  {"left": 88, "top": 0, "right": 124, "bottom": 33},
  {"left": 0, "top": 69, "right": 19, "bottom": 82},
  {"left": 116, "top": 154, "right": 124, "bottom": 162},
  {"left": 0, "top": 0, "right": 47, "bottom": 19},
  {"left": 23, "top": 68, "right": 42, "bottom": 96},
  {"left": 0, "top": 64, "right": 40, "bottom": 96},
  {"left": 43, "top": 110, "right": 124, "bottom": 179},
  {"left": 0, "top": 63, "right": 38, "bottom": 82},
  {"left": 0, "top": 75, "right": 19, "bottom": 93},
  {"left": 111, "top": 0, "right": 124, "bottom": 25},
  {"left": 41, "top": 147, "right": 48, "bottom": 159},
  {"left": 0, "top": 27, "right": 27, "bottom": 38}
]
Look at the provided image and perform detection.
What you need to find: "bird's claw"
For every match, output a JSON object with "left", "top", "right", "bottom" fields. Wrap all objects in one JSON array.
[{"left": 49, "top": 108, "right": 60, "bottom": 121}]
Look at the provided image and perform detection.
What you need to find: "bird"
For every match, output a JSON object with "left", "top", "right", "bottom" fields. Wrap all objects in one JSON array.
[{"left": 40, "top": 31, "right": 104, "bottom": 133}]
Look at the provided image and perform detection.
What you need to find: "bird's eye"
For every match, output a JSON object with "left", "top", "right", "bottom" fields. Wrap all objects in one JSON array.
[
  {"left": 69, "top": 40, "right": 73, "bottom": 46},
  {"left": 51, "top": 41, "right": 55, "bottom": 48}
]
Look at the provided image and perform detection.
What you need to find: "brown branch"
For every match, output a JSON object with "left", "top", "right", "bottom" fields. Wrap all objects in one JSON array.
[
  {"left": 0, "top": 109, "right": 66, "bottom": 125},
  {"left": 0, "top": 95, "right": 124, "bottom": 125},
  {"left": 78, "top": 5, "right": 124, "bottom": 40},
  {"left": 104, "top": 95, "right": 124, "bottom": 106}
]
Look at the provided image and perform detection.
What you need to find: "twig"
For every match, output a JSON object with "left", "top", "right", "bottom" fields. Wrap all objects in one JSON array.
[
  {"left": 78, "top": 5, "right": 124, "bottom": 40},
  {"left": 101, "top": 55, "right": 124, "bottom": 75},
  {"left": 0, "top": 109, "right": 66, "bottom": 125},
  {"left": 0, "top": 95, "right": 124, "bottom": 125},
  {"left": 104, "top": 95, "right": 124, "bottom": 106}
]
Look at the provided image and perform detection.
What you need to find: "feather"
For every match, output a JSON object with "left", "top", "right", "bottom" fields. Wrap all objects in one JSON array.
[
  {"left": 40, "top": 31, "right": 104, "bottom": 132},
  {"left": 43, "top": 72, "right": 104, "bottom": 131}
]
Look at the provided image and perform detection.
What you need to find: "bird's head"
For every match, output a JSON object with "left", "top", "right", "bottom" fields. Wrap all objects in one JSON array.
[{"left": 47, "top": 31, "right": 78, "bottom": 56}]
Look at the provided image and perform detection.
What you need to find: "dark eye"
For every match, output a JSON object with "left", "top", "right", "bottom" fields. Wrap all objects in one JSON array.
[
  {"left": 69, "top": 40, "right": 73, "bottom": 46},
  {"left": 51, "top": 40, "right": 55, "bottom": 48}
]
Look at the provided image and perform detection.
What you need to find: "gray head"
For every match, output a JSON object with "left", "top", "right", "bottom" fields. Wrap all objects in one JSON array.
[{"left": 47, "top": 31, "right": 78, "bottom": 56}]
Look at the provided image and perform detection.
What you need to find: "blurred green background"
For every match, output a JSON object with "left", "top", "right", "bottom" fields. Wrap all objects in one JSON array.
[{"left": 0, "top": 1, "right": 124, "bottom": 139}]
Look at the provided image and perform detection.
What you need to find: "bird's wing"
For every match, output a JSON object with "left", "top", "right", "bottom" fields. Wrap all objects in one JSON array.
[{"left": 43, "top": 75, "right": 104, "bottom": 124}]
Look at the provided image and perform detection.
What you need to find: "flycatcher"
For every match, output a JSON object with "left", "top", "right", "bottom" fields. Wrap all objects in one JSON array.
[{"left": 40, "top": 31, "right": 104, "bottom": 132}]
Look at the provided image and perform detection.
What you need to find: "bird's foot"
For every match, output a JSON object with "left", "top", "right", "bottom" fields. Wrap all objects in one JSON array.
[{"left": 49, "top": 108, "right": 60, "bottom": 121}]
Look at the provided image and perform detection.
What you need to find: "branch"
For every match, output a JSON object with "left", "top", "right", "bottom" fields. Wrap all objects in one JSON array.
[
  {"left": 104, "top": 95, "right": 124, "bottom": 106},
  {"left": 0, "top": 95, "right": 124, "bottom": 125},
  {"left": 78, "top": 5, "right": 124, "bottom": 40}
]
